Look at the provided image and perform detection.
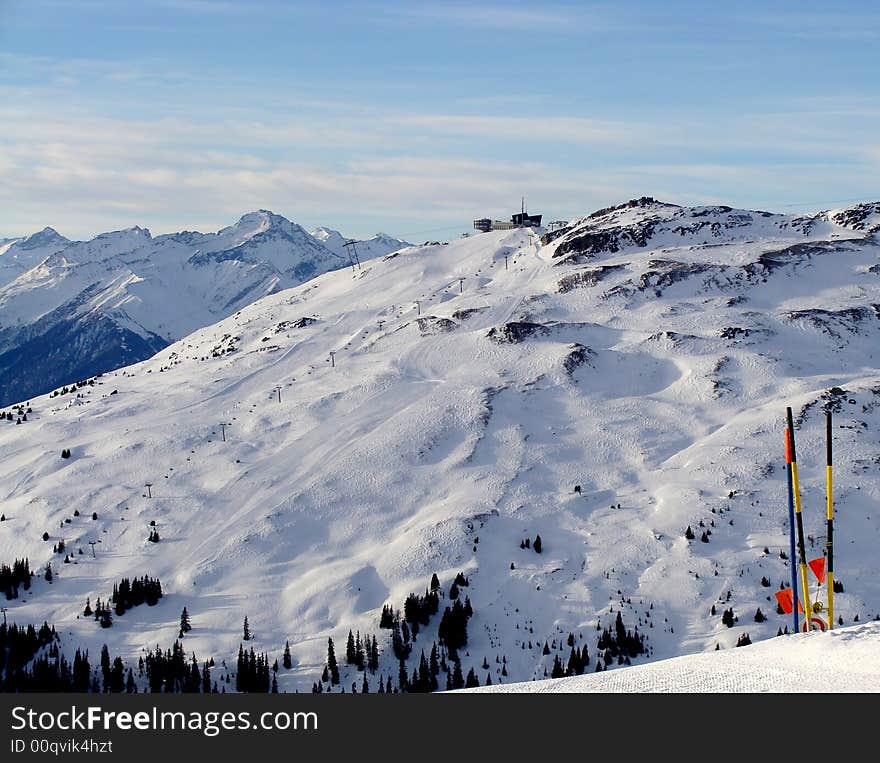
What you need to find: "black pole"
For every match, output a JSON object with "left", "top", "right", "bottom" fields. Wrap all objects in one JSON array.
[{"left": 786, "top": 407, "right": 809, "bottom": 589}]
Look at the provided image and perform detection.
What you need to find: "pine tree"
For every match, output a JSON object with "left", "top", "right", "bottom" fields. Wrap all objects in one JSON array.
[
  {"left": 684, "top": 525, "right": 695, "bottom": 540},
  {"left": 754, "top": 608, "right": 766, "bottom": 623},
  {"left": 533, "top": 534, "right": 542, "bottom": 553},
  {"left": 368, "top": 635, "right": 379, "bottom": 673},
  {"left": 242, "top": 616, "right": 251, "bottom": 641},
  {"left": 326, "top": 638, "right": 340, "bottom": 684},
  {"left": 430, "top": 573, "right": 441, "bottom": 591},
  {"left": 452, "top": 659, "right": 464, "bottom": 690},
  {"left": 346, "top": 630, "right": 356, "bottom": 664},
  {"left": 179, "top": 607, "right": 192, "bottom": 635},
  {"left": 354, "top": 632, "right": 365, "bottom": 670},
  {"left": 398, "top": 659, "right": 409, "bottom": 692},
  {"left": 379, "top": 604, "right": 395, "bottom": 628},
  {"left": 464, "top": 667, "right": 479, "bottom": 689},
  {"left": 282, "top": 641, "right": 292, "bottom": 669}
]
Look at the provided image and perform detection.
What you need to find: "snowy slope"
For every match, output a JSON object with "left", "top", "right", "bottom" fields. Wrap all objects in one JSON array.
[
  {"left": 0, "top": 197, "right": 879, "bottom": 693},
  {"left": 0, "top": 213, "right": 408, "bottom": 406},
  {"left": 469, "top": 622, "right": 880, "bottom": 692}
]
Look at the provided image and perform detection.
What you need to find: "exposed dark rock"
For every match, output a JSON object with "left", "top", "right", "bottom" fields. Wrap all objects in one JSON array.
[
  {"left": 486, "top": 322, "right": 550, "bottom": 344},
  {"left": 831, "top": 202, "right": 880, "bottom": 232},
  {"left": 416, "top": 317, "right": 458, "bottom": 335},
  {"left": 557, "top": 264, "right": 628, "bottom": 292},
  {"left": 562, "top": 344, "right": 594, "bottom": 375},
  {"left": 451, "top": 307, "right": 488, "bottom": 321}
]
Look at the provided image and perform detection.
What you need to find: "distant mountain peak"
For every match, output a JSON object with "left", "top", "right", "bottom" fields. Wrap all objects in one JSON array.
[
  {"left": 95, "top": 225, "right": 152, "bottom": 241},
  {"left": 16, "top": 226, "right": 71, "bottom": 250}
]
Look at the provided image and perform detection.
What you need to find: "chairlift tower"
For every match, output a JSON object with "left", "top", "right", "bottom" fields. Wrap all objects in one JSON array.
[{"left": 343, "top": 240, "right": 361, "bottom": 273}]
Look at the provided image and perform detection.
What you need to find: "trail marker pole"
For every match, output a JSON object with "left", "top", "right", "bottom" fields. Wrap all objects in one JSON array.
[
  {"left": 825, "top": 410, "right": 834, "bottom": 629},
  {"left": 504, "top": 254, "right": 509, "bottom": 270},
  {"left": 458, "top": 278, "right": 465, "bottom": 293},
  {"left": 88, "top": 541, "right": 97, "bottom": 558},
  {"left": 274, "top": 386, "right": 282, "bottom": 403},
  {"left": 786, "top": 407, "right": 813, "bottom": 629},
  {"left": 329, "top": 351, "right": 336, "bottom": 368},
  {"left": 415, "top": 301, "right": 420, "bottom": 316},
  {"left": 145, "top": 483, "right": 152, "bottom": 499},
  {"left": 220, "top": 423, "right": 229, "bottom": 442},
  {"left": 784, "top": 426, "right": 800, "bottom": 633}
]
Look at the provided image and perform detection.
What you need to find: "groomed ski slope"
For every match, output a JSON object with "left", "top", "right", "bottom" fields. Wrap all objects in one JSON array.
[
  {"left": 467, "top": 621, "right": 880, "bottom": 692},
  {"left": 1, "top": 198, "right": 879, "bottom": 692}
]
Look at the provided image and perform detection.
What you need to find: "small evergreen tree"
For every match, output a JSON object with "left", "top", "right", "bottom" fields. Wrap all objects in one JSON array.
[
  {"left": 180, "top": 607, "right": 192, "bottom": 635},
  {"left": 345, "top": 630, "right": 356, "bottom": 665},
  {"left": 464, "top": 668, "right": 479, "bottom": 689},
  {"left": 282, "top": 641, "right": 292, "bottom": 669},
  {"left": 533, "top": 535, "right": 542, "bottom": 553},
  {"left": 242, "top": 616, "right": 251, "bottom": 641},
  {"left": 327, "top": 638, "right": 340, "bottom": 684}
]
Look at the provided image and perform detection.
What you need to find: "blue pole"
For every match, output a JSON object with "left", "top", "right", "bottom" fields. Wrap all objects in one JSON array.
[{"left": 785, "top": 432, "right": 799, "bottom": 633}]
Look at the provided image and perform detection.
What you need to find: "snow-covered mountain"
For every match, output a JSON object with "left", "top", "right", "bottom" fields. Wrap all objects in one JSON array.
[
  {"left": 1, "top": 197, "right": 879, "bottom": 694},
  {"left": 0, "top": 213, "right": 411, "bottom": 407},
  {"left": 311, "top": 226, "right": 413, "bottom": 262},
  {"left": 0, "top": 227, "right": 72, "bottom": 290}
]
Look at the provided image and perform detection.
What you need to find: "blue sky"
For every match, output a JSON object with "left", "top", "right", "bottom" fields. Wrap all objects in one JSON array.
[{"left": 1, "top": 0, "right": 878, "bottom": 240}]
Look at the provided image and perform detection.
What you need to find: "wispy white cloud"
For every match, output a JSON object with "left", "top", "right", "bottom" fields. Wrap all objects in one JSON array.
[
  {"left": 2, "top": 36, "right": 879, "bottom": 239},
  {"left": 386, "top": 2, "right": 593, "bottom": 31}
]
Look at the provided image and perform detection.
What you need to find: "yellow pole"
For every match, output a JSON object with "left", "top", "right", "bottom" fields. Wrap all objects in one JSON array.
[{"left": 787, "top": 408, "right": 813, "bottom": 630}]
